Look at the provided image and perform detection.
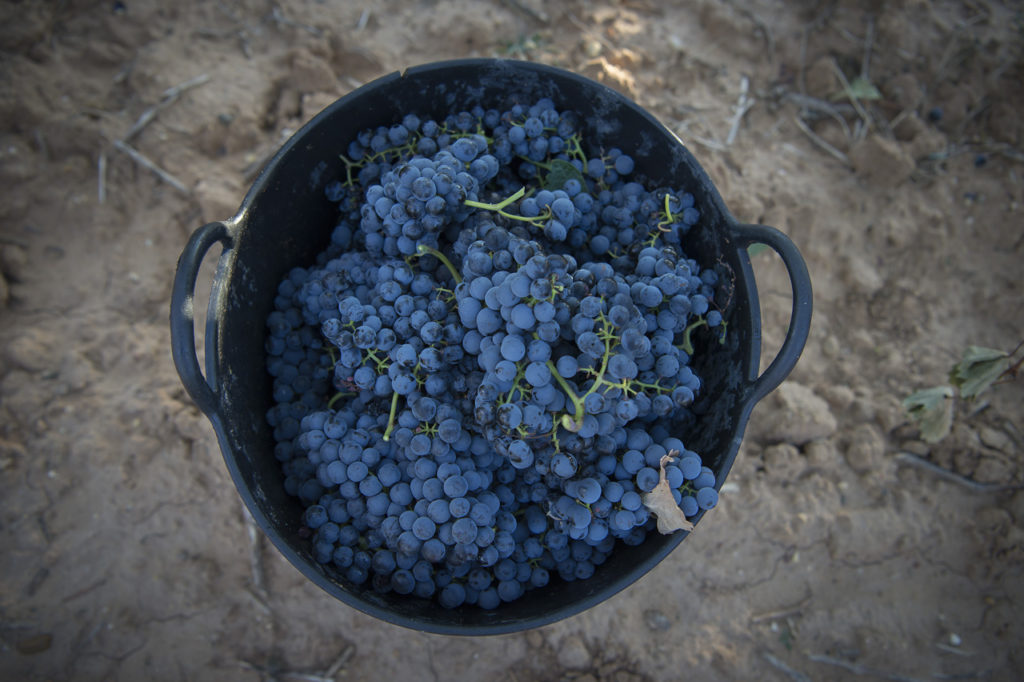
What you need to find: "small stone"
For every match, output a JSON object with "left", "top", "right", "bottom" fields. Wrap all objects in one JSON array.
[
  {"left": 288, "top": 48, "right": 339, "bottom": 94},
  {"left": 15, "top": 633, "right": 52, "bottom": 655},
  {"left": 580, "top": 57, "right": 637, "bottom": 98},
  {"left": 301, "top": 91, "right": 340, "bottom": 122},
  {"left": 973, "top": 455, "right": 1015, "bottom": 485},
  {"left": 526, "top": 630, "right": 544, "bottom": 649},
  {"left": 556, "top": 635, "right": 591, "bottom": 670},
  {"left": 753, "top": 382, "right": 838, "bottom": 445},
  {"left": 849, "top": 133, "right": 916, "bottom": 187},
  {"left": 582, "top": 37, "right": 602, "bottom": 58},
  {"left": 643, "top": 608, "right": 672, "bottom": 631},
  {"left": 988, "top": 101, "right": 1021, "bottom": 146},
  {"left": 821, "top": 336, "right": 841, "bottom": 359},
  {"left": 952, "top": 447, "right": 979, "bottom": 478},
  {"left": 821, "top": 385, "right": 854, "bottom": 411},
  {"left": 0, "top": 243, "right": 28, "bottom": 281},
  {"left": 804, "top": 56, "right": 837, "bottom": 98},
  {"left": 843, "top": 423, "right": 886, "bottom": 476},
  {"left": 843, "top": 254, "right": 884, "bottom": 296},
  {"left": 978, "top": 426, "right": 1014, "bottom": 455},
  {"left": 763, "top": 443, "right": 806, "bottom": 482},
  {"left": 900, "top": 439, "right": 930, "bottom": 457},
  {"left": 5, "top": 327, "right": 57, "bottom": 372},
  {"left": 606, "top": 47, "right": 642, "bottom": 70},
  {"left": 883, "top": 72, "right": 923, "bottom": 112},
  {"left": 195, "top": 177, "right": 243, "bottom": 223},
  {"left": 805, "top": 439, "right": 841, "bottom": 468},
  {"left": 1008, "top": 490, "right": 1024, "bottom": 525}
]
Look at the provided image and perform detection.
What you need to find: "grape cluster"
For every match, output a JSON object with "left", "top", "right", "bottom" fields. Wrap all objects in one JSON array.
[{"left": 265, "top": 97, "right": 725, "bottom": 608}]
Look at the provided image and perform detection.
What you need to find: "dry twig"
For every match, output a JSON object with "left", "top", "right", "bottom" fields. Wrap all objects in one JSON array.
[
  {"left": 566, "top": 12, "right": 616, "bottom": 53},
  {"left": 502, "top": 0, "right": 549, "bottom": 23},
  {"left": 808, "top": 654, "right": 926, "bottom": 682},
  {"left": 102, "top": 73, "right": 209, "bottom": 196},
  {"left": 763, "top": 652, "right": 813, "bottom": 682},
  {"left": 725, "top": 76, "right": 755, "bottom": 146},
  {"left": 861, "top": 17, "right": 875, "bottom": 80},
  {"left": 829, "top": 59, "right": 872, "bottom": 140},
  {"left": 354, "top": 8, "right": 371, "bottom": 32},
  {"left": 97, "top": 151, "right": 107, "bottom": 204},
  {"left": 111, "top": 139, "right": 190, "bottom": 194},
  {"left": 750, "top": 591, "right": 812, "bottom": 623},
  {"left": 124, "top": 73, "right": 211, "bottom": 143},
  {"left": 792, "top": 116, "right": 851, "bottom": 166},
  {"left": 323, "top": 645, "right": 355, "bottom": 677},
  {"left": 268, "top": 4, "right": 321, "bottom": 36},
  {"left": 784, "top": 92, "right": 853, "bottom": 139}
]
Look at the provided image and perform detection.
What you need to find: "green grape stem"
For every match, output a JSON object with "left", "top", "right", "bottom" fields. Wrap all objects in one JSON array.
[
  {"left": 549, "top": 312, "right": 677, "bottom": 429},
  {"left": 364, "top": 347, "right": 390, "bottom": 373},
  {"left": 565, "top": 134, "right": 588, "bottom": 164},
  {"left": 327, "top": 391, "right": 354, "bottom": 411},
  {"left": 381, "top": 391, "right": 400, "bottom": 442},
  {"left": 415, "top": 244, "right": 462, "bottom": 284},
  {"left": 465, "top": 186, "right": 525, "bottom": 211},
  {"left": 547, "top": 318, "right": 614, "bottom": 430},
  {"left": 464, "top": 187, "right": 550, "bottom": 227},
  {"left": 657, "top": 193, "right": 677, "bottom": 232},
  {"left": 681, "top": 317, "right": 707, "bottom": 356}
]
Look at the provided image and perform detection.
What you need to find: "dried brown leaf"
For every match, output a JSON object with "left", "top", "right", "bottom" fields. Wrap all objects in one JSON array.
[{"left": 643, "top": 451, "right": 694, "bottom": 534}]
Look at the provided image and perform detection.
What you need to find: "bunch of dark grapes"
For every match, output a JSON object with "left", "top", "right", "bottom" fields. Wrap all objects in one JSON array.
[{"left": 264, "top": 97, "right": 724, "bottom": 608}]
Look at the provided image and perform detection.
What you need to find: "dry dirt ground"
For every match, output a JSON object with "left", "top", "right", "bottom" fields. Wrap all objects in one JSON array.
[{"left": 1, "top": 0, "right": 1023, "bottom": 680}]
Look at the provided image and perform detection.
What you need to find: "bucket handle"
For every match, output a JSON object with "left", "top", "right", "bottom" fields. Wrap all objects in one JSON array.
[
  {"left": 170, "top": 221, "right": 233, "bottom": 417},
  {"left": 730, "top": 223, "right": 813, "bottom": 404}
]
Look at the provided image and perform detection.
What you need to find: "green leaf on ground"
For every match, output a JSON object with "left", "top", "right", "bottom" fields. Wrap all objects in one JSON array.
[
  {"left": 950, "top": 346, "right": 1010, "bottom": 398},
  {"left": 903, "top": 385, "right": 954, "bottom": 443},
  {"left": 543, "top": 159, "right": 585, "bottom": 191},
  {"left": 831, "top": 76, "right": 882, "bottom": 102}
]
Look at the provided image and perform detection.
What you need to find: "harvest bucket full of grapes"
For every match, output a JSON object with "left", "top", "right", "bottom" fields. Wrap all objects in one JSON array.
[{"left": 171, "top": 59, "right": 811, "bottom": 634}]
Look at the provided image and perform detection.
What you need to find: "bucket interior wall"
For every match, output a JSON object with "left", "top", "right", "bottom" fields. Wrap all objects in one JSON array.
[{"left": 208, "top": 60, "right": 760, "bottom": 632}]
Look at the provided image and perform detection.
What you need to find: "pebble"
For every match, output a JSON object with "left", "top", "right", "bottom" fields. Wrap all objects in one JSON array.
[
  {"left": 978, "top": 426, "right": 1014, "bottom": 455},
  {"left": 0, "top": 243, "right": 28, "bottom": 280},
  {"left": 849, "top": 133, "right": 916, "bottom": 186},
  {"left": 843, "top": 254, "right": 884, "bottom": 296},
  {"left": 805, "top": 439, "right": 841, "bottom": 468},
  {"left": 843, "top": 423, "right": 886, "bottom": 476},
  {"left": 754, "top": 382, "right": 838, "bottom": 445},
  {"left": 821, "top": 335, "right": 841, "bottom": 359},
  {"left": 643, "top": 609, "right": 672, "bottom": 631},
  {"left": 15, "top": 633, "right": 52, "bottom": 655},
  {"left": 556, "top": 634, "right": 591, "bottom": 670},
  {"left": 973, "top": 455, "right": 1015, "bottom": 485},
  {"left": 763, "top": 443, "right": 807, "bottom": 482},
  {"left": 5, "top": 327, "right": 57, "bottom": 372},
  {"left": 900, "top": 439, "right": 930, "bottom": 457},
  {"left": 821, "top": 385, "right": 855, "bottom": 411}
]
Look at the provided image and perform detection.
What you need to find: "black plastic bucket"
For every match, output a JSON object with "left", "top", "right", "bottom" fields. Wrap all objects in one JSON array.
[{"left": 170, "top": 58, "right": 811, "bottom": 635}]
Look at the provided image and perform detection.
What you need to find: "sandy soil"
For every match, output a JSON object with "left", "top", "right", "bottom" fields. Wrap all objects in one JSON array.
[{"left": 1, "top": 0, "right": 1022, "bottom": 680}]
